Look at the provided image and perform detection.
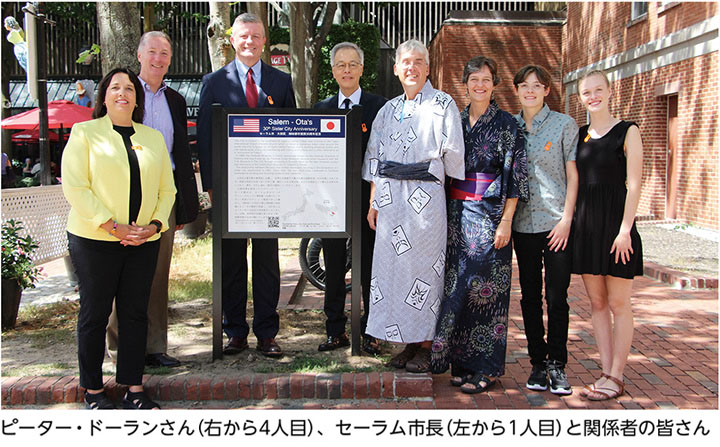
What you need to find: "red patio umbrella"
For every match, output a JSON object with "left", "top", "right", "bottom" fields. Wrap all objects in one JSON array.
[
  {"left": 11, "top": 128, "right": 62, "bottom": 142},
  {"left": 0, "top": 100, "right": 93, "bottom": 130}
]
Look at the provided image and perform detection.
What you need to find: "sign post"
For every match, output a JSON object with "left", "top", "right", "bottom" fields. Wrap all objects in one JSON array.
[{"left": 211, "top": 107, "right": 363, "bottom": 359}]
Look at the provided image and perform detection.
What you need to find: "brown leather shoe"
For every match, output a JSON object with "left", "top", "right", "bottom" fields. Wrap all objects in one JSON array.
[
  {"left": 256, "top": 338, "right": 283, "bottom": 358},
  {"left": 223, "top": 337, "right": 248, "bottom": 355},
  {"left": 318, "top": 333, "right": 350, "bottom": 351}
]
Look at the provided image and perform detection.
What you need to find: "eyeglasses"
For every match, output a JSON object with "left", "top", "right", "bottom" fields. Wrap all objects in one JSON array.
[
  {"left": 518, "top": 83, "right": 546, "bottom": 92},
  {"left": 333, "top": 62, "right": 361, "bottom": 71},
  {"left": 398, "top": 59, "right": 426, "bottom": 69}
]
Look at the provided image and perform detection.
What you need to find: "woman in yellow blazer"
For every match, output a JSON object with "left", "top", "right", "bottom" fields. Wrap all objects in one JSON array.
[{"left": 62, "top": 68, "right": 175, "bottom": 409}]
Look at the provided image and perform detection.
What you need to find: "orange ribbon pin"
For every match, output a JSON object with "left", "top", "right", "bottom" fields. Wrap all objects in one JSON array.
[
  {"left": 131, "top": 145, "right": 142, "bottom": 151},
  {"left": 584, "top": 134, "right": 591, "bottom": 142},
  {"left": 544, "top": 141, "right": 552, "bottom": 151},
  {"left": 362, "top": 123, "right": 368, "bottom": 133},
  {"left": 268, "top": 96, "right": 274, "bottom": 105}
]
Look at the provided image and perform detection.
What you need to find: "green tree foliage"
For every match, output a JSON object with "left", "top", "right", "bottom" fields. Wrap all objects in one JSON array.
[
  {"left": 318, "top": 20, "right": 380, "bottom": 101},
  {"left": 269, "top": 20, "right": 381, "bottom": 102}
]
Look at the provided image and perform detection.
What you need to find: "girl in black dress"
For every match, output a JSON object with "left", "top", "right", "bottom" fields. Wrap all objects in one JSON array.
[{"left": 573, "top": 70, "right": 643, "bottom": 401}]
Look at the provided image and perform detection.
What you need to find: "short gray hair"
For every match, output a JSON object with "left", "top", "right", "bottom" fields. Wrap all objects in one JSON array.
[
  {"left": 138, "top": 31, "right": 172, "bottom": 52},
  {"left": 330, "top": 42, "right": 364, "bottom": 66},
  {"left": 395, "top": 39, "right": 429, "bottom": 65},
  {"left": 232, "top": 12, "right": 265, "bottom": 36}
]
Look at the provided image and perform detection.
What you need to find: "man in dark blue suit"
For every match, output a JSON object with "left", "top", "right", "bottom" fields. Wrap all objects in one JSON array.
[
  {"left": 198, "top": 12, "right": 296, "bottom": 358},
  {"left": 314, "top": 42, "right": 387, "bottom": 355}
]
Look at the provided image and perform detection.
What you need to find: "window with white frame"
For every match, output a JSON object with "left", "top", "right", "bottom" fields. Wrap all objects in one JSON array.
[{"left": 632, "top": 2, "right": 649, "bottom": 20}]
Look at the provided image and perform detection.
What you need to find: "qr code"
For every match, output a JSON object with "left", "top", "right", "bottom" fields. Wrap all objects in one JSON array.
[{"left": 268, "top": 216, "right": 279, "bottom": 228}]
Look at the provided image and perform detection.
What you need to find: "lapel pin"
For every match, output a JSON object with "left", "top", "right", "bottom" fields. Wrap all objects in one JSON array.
[
  {"left": 268, "top": 96, "right": 274, "bottom": 105},
  {"left": 362, "top": 123, "right": 368, "bottom": 133},
  {"left": 584, "top": 134, "right": 591, "bottom": 142},
  {"left": 131, "top": 145, "right": 142, "bottom": 151},
  {"left": 544, "top": 141, "right": 552, "bottom": 151}
]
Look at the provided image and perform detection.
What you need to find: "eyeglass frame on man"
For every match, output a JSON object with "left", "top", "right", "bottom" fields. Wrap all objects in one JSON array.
[{"left": 333, "top": 61, "right": 362, "bottom": 71}]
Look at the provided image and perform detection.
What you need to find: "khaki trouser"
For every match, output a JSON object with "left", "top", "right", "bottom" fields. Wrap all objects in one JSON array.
[{"left": 106, "top": 205, "right": 176, "bottom": 359}]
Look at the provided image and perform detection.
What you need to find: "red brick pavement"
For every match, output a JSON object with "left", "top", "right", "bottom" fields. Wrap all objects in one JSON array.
[{"left": 2, "top": 258, "right": 717, "bottom": 409}]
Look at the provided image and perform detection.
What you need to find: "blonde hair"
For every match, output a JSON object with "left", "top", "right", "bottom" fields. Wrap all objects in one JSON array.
[{"left": 577, "top": 69, "right": 610, "bottom": 91}]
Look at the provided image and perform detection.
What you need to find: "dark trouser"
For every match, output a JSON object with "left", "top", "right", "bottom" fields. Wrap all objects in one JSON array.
[
  {"left": 322, "top": 223, "right": 375, "bottom": 337},
  {"left": 107, "top": 205, "right": 176, "bottom": 357},
  {"left": 513, "top": 230, "right": 572, "bottom": 367},
  {"left": 69, "top": 233, "right": 160, "bottom": 390},
  {"left": 222, "top": 238, "right": 280, "bottom": 340}
]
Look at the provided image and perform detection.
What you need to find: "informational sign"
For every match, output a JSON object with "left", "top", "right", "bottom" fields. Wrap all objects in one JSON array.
[
  {"left": 211, "top": 107, "right": 363, "bottom": 359},
  {"left": 226, "top": 114, "right": 347, "bottom": 233}
]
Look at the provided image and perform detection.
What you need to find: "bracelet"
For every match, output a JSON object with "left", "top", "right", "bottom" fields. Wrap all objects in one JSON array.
[
  {"left": 110, "top": 220, "right": 118, "bottom": 236},
  {"left": 150, "top": 220, "right": 162, "bottom": 234}
]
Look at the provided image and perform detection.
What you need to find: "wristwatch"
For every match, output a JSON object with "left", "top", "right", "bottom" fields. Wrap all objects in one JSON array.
[{"left": 150, "top": 220, "right": 162, "bottom": 234}]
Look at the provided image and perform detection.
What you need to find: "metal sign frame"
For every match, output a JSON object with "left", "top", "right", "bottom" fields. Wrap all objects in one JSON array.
[{"left": 211, "top": 105, "right": 363, "bottom": 359}]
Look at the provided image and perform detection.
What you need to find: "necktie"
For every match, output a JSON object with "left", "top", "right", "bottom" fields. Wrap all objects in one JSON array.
[
  {"left": 342, "top": 98, "right": 351, "bottom": 109},
  {"left": 246, "top": 68, "right": 258, "bottom": 108}
]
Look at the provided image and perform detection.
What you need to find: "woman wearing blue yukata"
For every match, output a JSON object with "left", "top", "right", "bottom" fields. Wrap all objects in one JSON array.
[
  {"left": 362, "top": 39, "right": 465, "bottom": 373},
  {"left": 431, "top": 56, "right": 528, "bottom": 394},
  {"left": 511, "top": 65, "right": 579, "bottom": 396}
]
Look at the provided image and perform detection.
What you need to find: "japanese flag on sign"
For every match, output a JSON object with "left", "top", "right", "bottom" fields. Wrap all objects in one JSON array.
[{"left": 320, "top": 119, "right": 341, "bottom": 133}]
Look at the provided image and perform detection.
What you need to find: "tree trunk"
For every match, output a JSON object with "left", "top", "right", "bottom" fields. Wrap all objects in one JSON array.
[
  {"left": 96, "top": 2, "right": 141, "bottom": 74},
  {"left": 143, "top": 3, "right": 155, "bottom": 32},
  {"left": 247, "top": 2, "right": 270, "bottom": 65},
  {"left": 288, "top": 2, "right": 337, "bottom": 108},
  {"left": 206, "top": 2, "right": 234, "bottom": 72}
]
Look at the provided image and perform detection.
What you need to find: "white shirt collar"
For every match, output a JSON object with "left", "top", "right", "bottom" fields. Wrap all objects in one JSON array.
[{"left": 338, "top": 87, "right": 362, "bottom": 108}]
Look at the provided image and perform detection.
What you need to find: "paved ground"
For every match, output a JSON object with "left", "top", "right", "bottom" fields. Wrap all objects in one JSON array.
[{"left": 2, "top": 223, "right": 718, "bottom": 410}]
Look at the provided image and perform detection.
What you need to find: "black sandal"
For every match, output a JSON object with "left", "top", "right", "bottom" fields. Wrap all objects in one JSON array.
[
  {"left": 84, "top": 391, "right": 116, "bottom": 410},
  {"left": 450, "top": 374, "right": 473, "bottom": 387},
  {"left": 460, "top": 374, "right": 496, "bottom": 394},
  {"left": 122, "top": 391, "right": 161, "bottom": 409}
]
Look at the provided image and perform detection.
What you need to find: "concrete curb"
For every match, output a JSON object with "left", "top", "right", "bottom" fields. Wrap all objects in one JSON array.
[
  {"left": 644, "top": 261, "right": 718, "bottom": 289},
  {"left": 1, "top": 372, "right": 433, "bottom": 406}
]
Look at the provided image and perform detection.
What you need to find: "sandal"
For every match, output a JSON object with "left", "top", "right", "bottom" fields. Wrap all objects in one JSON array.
[
  {"left": 84, "top": 391, "right": 116, "bottom": 410},
  {"left": 122, "top": 391, "right": 161, "bottom": 409},
  {"left": 389, "top": 343, "right": 419, "bottom": 369},
  {"left": 450, "top": 374, "right": 473, "bottom": 387},
  {"left": 460, "top": 373, "right": 496, "bottom": 394},
  {"left": 580, "top": 373, "right": 610, "bottom": 397},
  {"left": 585, "top": 375, "right": 624, "bottom": 401},
  {"left": 405, "top": 347, "right": 431, "bottom": 373}
]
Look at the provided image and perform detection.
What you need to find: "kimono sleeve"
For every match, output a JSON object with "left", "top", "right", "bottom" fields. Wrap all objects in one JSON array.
[
  {"left": 439, "top": 100, "right": 465, "bottom": 181},
  {"left": 503, "top": 118, "right": 529, "bottom": 201},
  {"left": 362, "top": 103, "right": 388, "bottom": 183}
]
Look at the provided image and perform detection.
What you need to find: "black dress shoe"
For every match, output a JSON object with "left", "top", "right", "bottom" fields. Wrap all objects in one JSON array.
[
  {"left": 361, "top": 336, "right": 382, "bottom": 356},
  {"left": 256, "top": 338, "right": 283, "bottom": 358},
  {"left": 318, "top": 333, "right": 350, "bottom": 351},
  {"left": 145, "top": 353, "right": 181, "bottom": 367},
  {"left": 223, "top": 336, "right": 249, "bottom": 355}
]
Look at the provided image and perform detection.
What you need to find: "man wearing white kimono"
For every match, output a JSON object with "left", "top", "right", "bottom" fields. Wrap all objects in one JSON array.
[{"left": 362, "top": 39, "right": 465, "bottom": 373}]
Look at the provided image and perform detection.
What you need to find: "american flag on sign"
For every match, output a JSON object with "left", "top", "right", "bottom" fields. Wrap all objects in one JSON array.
[{"left": 233, "top": 118, "right": 260, "bottom": 133}]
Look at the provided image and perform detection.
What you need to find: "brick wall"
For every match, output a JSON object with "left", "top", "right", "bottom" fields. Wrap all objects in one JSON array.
[
  {"left": 564, "top": 2, "right": 718, "bottom": 229},
  {"left": 428, "top": 23, "right": 564, "bottom": 115},
  {"left": 564, "top": 2, "right": 717, "bottom": 73}
]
